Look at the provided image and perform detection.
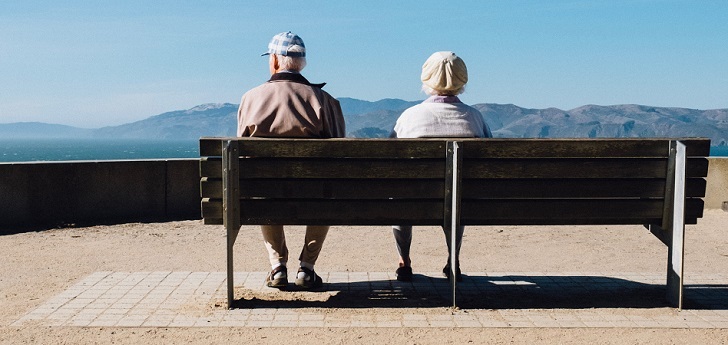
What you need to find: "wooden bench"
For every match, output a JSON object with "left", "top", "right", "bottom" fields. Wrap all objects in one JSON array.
[{"left": 199, "top": 137, "right": 710, "bottom": 310}]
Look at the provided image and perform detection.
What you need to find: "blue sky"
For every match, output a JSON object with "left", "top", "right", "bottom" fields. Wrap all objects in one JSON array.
[{"left": 1, "top": 1, "right": 727, "bottom": 128}]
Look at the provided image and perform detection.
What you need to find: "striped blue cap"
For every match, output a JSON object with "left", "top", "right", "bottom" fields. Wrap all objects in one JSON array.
[{"left": 262, "top": 31, "right": 306, "bottom": 57}]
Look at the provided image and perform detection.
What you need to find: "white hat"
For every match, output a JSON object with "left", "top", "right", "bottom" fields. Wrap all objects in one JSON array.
[{"left": 420, "top": 51, "right": 468, "bottom": 92}]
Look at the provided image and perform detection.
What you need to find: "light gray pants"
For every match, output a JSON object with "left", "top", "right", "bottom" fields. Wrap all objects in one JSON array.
[
  {"left": 261, "top": 225, "right": 329, "bottom": 268},
  {"left": 392, "top": 225, "right": 464, "bottom": 264}
]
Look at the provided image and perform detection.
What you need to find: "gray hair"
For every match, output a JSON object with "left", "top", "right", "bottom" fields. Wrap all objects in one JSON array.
[
  {"left": 421, "top": 84, "right": 465, "bottom": 96},
  {"left": 276, "top": 45, "right": 307, "bottom": 72}
]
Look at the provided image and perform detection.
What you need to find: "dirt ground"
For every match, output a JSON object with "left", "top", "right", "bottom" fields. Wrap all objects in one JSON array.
[{"left": 1, "top": 210, "right": 727, "bottom": 344}]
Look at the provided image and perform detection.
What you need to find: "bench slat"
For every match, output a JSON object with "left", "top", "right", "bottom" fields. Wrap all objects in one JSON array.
[
  {"left": 203, "top": 217, "right": 222, "bottom": 225},
  {"left": 200, "top": 137, "right": 448, "bottom": 158},
  {"left": 461, "top": 178, "right": 707, "bottom": 199},
  {"left": 240, "top": 158, "right": 446, "bottom": 179},
  {"left": 201, "top": 198, "right": 704, "bottom": 226},
  {"left": 202, "top": 178, "right": 445, "bottom": 199},
  {"left": 201, "top": 199, "right": 444, "bottom": 225},
  {"left": 205, "top": 157, "right": 708, "bottom": 178},
  {"left": 462, "top": 158, "right": 708, "bottom": 179},
  {"left": 201, "top": 157, "right": 708, "bottom": 180},
  {"left": 460, "top": 199, "right": 705, "bottom": 225},
  {"left": 200, "top": 157, "right": 446, "bottom": 179},
  {"left": 199, "top": 157, "right": 221, "bottom": 178},
  {"left": 200, "top": 177, "right": 706, "bottom": 199},
  {"left": 458, "top": 138, "right": 711, "bottom": 158}
]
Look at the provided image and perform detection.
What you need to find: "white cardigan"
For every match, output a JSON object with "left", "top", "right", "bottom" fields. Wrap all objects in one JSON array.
[{"left": 392, "top": 96, "right": 492, "bottom": 138}]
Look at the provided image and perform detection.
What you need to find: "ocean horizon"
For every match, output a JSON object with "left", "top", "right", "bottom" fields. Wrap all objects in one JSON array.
[
  {"left": 0, "top": 138, "right": 200, "bottom": 162},
  {"left": 1, "top": 138, "right": 727, "bottom": 163}
]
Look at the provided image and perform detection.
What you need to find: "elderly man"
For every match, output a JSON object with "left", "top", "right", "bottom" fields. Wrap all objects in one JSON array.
[{"left": 237, "top": 31, "right": 345, "bottom": 289}]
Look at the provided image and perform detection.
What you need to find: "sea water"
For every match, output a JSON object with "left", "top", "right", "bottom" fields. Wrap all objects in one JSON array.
[
  {"left": 711, "top": 145, "right": 728, "bottom": 157},
  {"left": 1, "top": 138, "right": 726, "bottom": 163},
  {"left": 0, "top": 138, "right": 199, "bottom": 162}
]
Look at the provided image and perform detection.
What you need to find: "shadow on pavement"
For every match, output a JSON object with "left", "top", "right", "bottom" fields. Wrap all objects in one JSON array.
[{"left": 229, "top": 275, "right": 728, "bottom": 310}]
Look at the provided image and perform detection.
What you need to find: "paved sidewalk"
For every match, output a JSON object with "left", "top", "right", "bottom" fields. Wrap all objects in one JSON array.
[{"left": 12, "top": 271, "right": 728, "bottom": 328}]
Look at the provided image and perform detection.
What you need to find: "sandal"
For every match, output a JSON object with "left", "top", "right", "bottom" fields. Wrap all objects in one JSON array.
[
  {"left": 295, "top": 267, "right": 323, "bottom": 289},
  {"left": 265, "top": 265, "right": 288, "bottom": 288}
]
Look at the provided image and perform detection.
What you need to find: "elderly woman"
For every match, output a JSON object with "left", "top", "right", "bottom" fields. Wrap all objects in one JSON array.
[{"left": 391, "top": 51, "right": 492, "bottom": 282}]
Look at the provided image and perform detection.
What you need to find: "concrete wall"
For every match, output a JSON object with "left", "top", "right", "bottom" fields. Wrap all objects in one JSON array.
[
  {"left": 0, "top": 159, "right": 200, "bottom": 230},
  {"left": 1, "top": 157, "right": 726, "bottom": 230},
  {"left": 705, "top": 157, "right": 728, "bottom": 210}
]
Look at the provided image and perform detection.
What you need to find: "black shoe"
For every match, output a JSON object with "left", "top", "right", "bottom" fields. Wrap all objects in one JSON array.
[
  {"left": 395, "top": 266, "right": 413, "bottom": 282},
  {"left": 265, "top": 265, "right": 288, "bottom": 288},
  {"left": 443, "top": 264, "right": 462, "bottom": 282},
  {"left": 295, "top": 267, "right": 323, "bottom": 289}
]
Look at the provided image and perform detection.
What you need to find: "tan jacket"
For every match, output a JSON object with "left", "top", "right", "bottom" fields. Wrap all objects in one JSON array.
[{"left": 237, "top": 73, "right": 346, "bottom": 138}]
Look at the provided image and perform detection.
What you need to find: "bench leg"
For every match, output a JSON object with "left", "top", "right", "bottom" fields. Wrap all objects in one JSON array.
[
  {"left": 223, "top": 140, "right": 241, "bottom": 309},
  {"left": 647, "top": 221, "right": 685, "bottom": 310},
  {"left": 663, "top": 140, "right": 687, "bottom": 310},
  {"left": 647, "top": 141, "right": 686, "bottom": 309},
  {"left": 445, "top": 141, "right": 462, "bottom": 308},
  {"left": 667, "top": 141, "right": 687, "bottom": 309},
  {"left": 666, "top": 222, "right": 685, "bottom": 310},
  {"left": 227, "top": 225, "right": 241, "bottom": 309},
  {"left": 227, "top": 238, "right": 233, "bottom": 309}
]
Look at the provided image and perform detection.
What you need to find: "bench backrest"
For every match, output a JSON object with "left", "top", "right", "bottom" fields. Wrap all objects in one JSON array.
[
  {"left": 201, "top": 138, "right": 451, "bottom": 226},
  {"left": 199, "top": 138, "right": 710, "bottom": 227},
  {"left": 456, "top": 139, "right": 709, "bottom": 225}
]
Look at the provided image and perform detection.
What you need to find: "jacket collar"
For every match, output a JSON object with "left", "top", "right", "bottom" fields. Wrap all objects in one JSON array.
[{"left": 268, "top": 72, "right": 326, "bottom": 88}]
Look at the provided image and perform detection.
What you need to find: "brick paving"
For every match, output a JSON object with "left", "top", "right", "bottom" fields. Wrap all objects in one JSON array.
[{"left": 12, "top": 271, "right": 728, "bottom": 328}]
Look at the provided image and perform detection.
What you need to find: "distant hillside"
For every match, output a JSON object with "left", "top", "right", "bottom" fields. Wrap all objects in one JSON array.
[
  {"left": 475, "top": 103, "right": 728, "bottom": 146},
  {"left": 338, "top": 97, "right": 420, "bottom": 115},
  {"left": 0, "top": 122, "right": 93, "bottom": 139},
  {"left": 338, "top": 98, "right": 421, "bottom": 138},
  {"left": 1, "top": 99, "right": 726, "bottom": 146},
  {"left": 93, "top": 103, "right": 238, "bottom": 139}
]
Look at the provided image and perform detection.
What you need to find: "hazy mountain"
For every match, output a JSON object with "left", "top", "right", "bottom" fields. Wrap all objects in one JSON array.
[
  {"left": 0, "top": 122, "right": 93, "bottom": 139},
  {"left": 1, "top": 99, "right": 726, "bottom": 146},
  {"left": 338, "top": 97, "right": 421, "bottom": 115},
  {"left": 474, "top": 103, "right": 728, "bottom": 146},
  {"left": 93, "top": 103, "right": 238, "bottom": 139},
  {"left": 339, "top": 98, "right": 421, "bottom": 138}
]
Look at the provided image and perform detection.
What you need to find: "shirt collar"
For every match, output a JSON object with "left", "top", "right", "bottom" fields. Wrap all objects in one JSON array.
[{"left": 424, "top": 95, "right": 462, "bottom": 104}]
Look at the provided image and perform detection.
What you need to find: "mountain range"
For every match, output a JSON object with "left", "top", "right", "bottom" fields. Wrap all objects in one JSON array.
[{"left": 2, "top": 98, "right": 727, "bottom": 147}]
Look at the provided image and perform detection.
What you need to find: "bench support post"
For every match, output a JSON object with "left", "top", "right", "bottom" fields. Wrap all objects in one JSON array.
[
  {"left": 664, "top": 140, "right": 687, "bottom": 310},
  {"left": 223, "top": 140, "right": 241, "bottom": 309},
  {"left": 444, "top": 141, "right": 462, "bottom": 308}
]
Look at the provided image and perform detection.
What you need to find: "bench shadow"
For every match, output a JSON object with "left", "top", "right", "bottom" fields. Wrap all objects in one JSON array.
[
  {"left": 230, "top": 274, "right": 728, "bottom": 310},
  {"left": 683, "top": 284, "right": 728, "bottom": 310}
]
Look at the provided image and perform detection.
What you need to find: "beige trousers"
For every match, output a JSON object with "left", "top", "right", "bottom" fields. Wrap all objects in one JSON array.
[{"left": 261, "top": 225, "right": 329, "bottom": 267}]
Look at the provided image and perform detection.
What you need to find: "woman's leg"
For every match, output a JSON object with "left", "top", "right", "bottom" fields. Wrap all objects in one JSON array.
[{"left": 392, "top": 225, "right": 413, "bottom": 267}]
